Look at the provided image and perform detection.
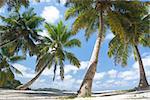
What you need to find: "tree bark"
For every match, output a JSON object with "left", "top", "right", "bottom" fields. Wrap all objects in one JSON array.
[
  {"left": 134, "top": 45, "right": 149, "bottom": 90},
  {"left": 77, "top": 10, "right": 104, "bottom": 97},
  {"left": 16, "top": 65, "right": 46, "bottom": 90}
]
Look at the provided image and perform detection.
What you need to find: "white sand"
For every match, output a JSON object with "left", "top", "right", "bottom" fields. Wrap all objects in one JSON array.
[{"left": 0, "top": 89, "right": 150, "bottom": 100}]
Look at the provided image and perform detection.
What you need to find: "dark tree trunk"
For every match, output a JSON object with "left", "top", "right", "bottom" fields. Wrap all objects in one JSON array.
[
  {"left": 77, "top": 10, "right": 104, "bottom": 97},
  {"left": 134, "top": 45, "right": 149, "bottom": 90}
]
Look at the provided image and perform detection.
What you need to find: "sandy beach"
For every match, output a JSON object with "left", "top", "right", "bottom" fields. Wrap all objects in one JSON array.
[{"left": 0, "top": 89, "right": 150, "bottom": 100}]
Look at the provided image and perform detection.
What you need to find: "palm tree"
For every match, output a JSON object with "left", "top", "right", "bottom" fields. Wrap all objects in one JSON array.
[
  {"left": 0, "top": 0, "right": 29, "bottom": 10},
  {"left": 108, "top": 3, "right": 149, "bottom": 90},
  {"left": 0, "top": 47, "right": 23, "bottom": 87},
  {"left": 17, "top": 21, "right": 81, "bottom": 90},
  {"left": 65, "top": 0, "right": 142, "bottom": 97},
  {"left": 0, "top": 7, "right": 44, "bottom": 56}
]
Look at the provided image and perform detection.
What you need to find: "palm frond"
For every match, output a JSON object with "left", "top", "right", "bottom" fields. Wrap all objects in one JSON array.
[
  {"left": 64, "top": 39, "right": 81, "bottom": 48},
  {"left": 9, "top": 56, "right": 26, "bottom": 63},
  {"left": 35, "top": 53, "right": 51, "bottom": 72},
  {"left": 65, "top": 51, "right": 80, "bottom": 68}
]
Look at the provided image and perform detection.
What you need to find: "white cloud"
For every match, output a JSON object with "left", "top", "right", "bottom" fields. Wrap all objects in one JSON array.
[
  {"left": 118, "top": 54, "right": 150, "bottom": 81},
  {"left": 118, "top": 70, "right": 137, "bottom": 81},
  {"left": 94, "top": 72, "right": 106, "bottom": 80},
  {"left": 41, "top": 6, "right": 60, "bottom": 23},
  {"left": 80, "top": 61, "right": 89, "bottom": 69},
  {"left": 0, "top": 6, "right": 5, "bottom": 14},
  {"left": 38, "top": 30, "right": 49, "bottom": 37},
  {"left": 50, "top": 78, "right": 77, "bottom": 90},
  {"left": 13, "top": 61, "right": 89, "bottom": 90},
  {"left": 65, "top": 75, "right": 72, "bottom": 80},
  {"left": 113, "top": 80, "right": 128, "bottom": 86},
  {"left": 106, "top": 80, "right": 115, "bottom": 84},
  {"left": 105, "top": 30, "right": 115, "bottom": 40},
  {"left": 76, "top": 80, "right": 82, "bottom": 84},
  {"left": 93, "top": 53, "right": 150, "bottom": 90},
  {"left": 13, "top": 63, "right": 35, "bottom": 79},
  {"left": 31, "top": 78, "right": 48, "bottom": 89},
  {"left": 30, "top": 0, "right": 51, "bottom": 3},
  {"left": 107, "top": 69, "right": 118, "bottom": 78},
  {"left": 64, "top": 61, "right": 89, "bottom": 74},
  {"left": 13, "top": 53, "right": 150, "bottom": 91},
  {"left": 59, "top": 0, "right": 67, "bottom": 5},
  {"left": 42, "top": 67, "right": 60, "bottom": 76},
  {"left": 41, "top": 61, "right": 89, "bottom": 76},
  {"left": 0, "top": 8, "right": 3, "bottom": 13},
  {"left": 133, "top": 55, "right": 150, "bottom": 70}
]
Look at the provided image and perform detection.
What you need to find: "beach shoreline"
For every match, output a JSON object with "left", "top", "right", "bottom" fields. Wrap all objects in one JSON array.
[{"left": 0, "top": 89, "right": 150, "bottom": 100}]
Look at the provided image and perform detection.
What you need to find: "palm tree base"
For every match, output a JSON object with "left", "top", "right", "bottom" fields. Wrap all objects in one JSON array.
[
  {"left": 16, "top": 85, "right": 29, "bottom": 90},
  {"left": 138, "top": 78, "right": 149, "bottom": 90},
  {"left": 77, "top": 83, "right": 92, "bottom": 97},
  {"left": 135, "top": 85, "right": 150, "bottom": 91}
]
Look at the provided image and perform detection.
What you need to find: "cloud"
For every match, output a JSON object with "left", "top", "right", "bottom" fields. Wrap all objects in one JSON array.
[
  {"left": 107, "top": 69, "right": 118, "bottom": 78},
  {"left": 118, "top": 70, "right": 138, "bottom": 81},
  {"left": 30, "top": 0, "right": 52, "bottom": 3},
  {"left": 13, "top": 63, "right": 35, "bottom": 79},
  {"left": 118, "top": 54, "right": 150, "bottom": 81},
  {"left": 0, "top": 6, "right": 6, "bottom": 14},
  {"left": 64, "top": 61, "right": 89, "bottom": 74},
  {"left": 31, "top": 78, "right": 49, "bottom": 89},
  {"left": 14, "top": 53, "right": 150, "bottom": 91},
  {"left": 94, "top": 72, "right": 106, "bottom": 80},
  {"left": 0, "top": 8, "right": 3, "bottom": 13},
  {"left": 59, "top": 0, "right": 67, "bottom": 5},
  {"left": 38, "top": 30, "right": 49, "bottom": 37},
  {"left": 13, "top": 61, "right": 89, "bottom": 90},
  {"left": 41, "top": 6, "right": 60, "bottom": 23},
  {"left": 93, "top": 53, "right": 150, "bottom": 90},
  {"left": 42, "top": 61, "right": 89, "bottom": 76},
  {"left": 76, "top": 80, "right": 82, "bottom": 84},
  {"left": 105, "top": 30, "right": 115, "bottom": 40},
  {"left": 64, "top": 74, "right": 72, "bottom": 80}
]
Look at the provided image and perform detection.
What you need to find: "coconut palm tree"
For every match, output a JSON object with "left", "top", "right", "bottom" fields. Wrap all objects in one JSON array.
[
  {"left": 65, "top": 0, "right": 143, "bottom": 97},
  {"left": 108, "top": 3, "right": 149, "bottom": 90},
  {"left": 0, "top": 0, "right": 63, "bottom": 9},
  {"left": 0, "top": 7, "right": 44, "bottom": 56},
  {"left": 17, "top": 21, "right": 81, "bottom": 90},
  {"left": 0, "top": 0, "right": 29, "bottom": 10},
  {"left": 0, "top": 47, "right": 23, "bottom": 87}
]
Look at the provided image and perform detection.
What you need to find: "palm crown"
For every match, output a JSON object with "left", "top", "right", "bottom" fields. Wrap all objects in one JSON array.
[
  {"left": 108, "top": 3, "right": 150, "bottom": 66},
  {"left": 0, "top": 7, "right": 44, "bottom": 56},
  {"left": 36, "top": 21, "right": 81, "bottom": 80}
]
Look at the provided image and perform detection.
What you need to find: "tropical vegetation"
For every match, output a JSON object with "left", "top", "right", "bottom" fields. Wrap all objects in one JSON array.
[
  {"left": 108, "top": 2, "right": 150, "bottom": 89},
  {"left": 0, "top": 47, "right": 23, "bottom": 87},
  {"left": 65, "top": 0, "right": 149, "bottom": 97},
  {"left": 0, "top": 0, "right": 149, "bottom": 98},
  {"left": 17, "top": 21, "right": 81, "bottom": 90}
]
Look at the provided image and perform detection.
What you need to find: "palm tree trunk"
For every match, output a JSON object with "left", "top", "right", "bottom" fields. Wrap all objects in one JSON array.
[
  {"left": 77, "top": 10, "right": 104, "bottom": 97},
  {"left": 16, "top": 65, "right": 46, "bottom": 90},
  {"left": 0, "top": 0, "right": 5, "bottom": 8},
  {"left": 134, "top": 45, "right": 149, "bottom": 90}
]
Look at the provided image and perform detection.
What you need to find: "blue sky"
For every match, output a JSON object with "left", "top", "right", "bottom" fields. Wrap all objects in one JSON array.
[{"left": 0, "top": 0, "right": 150, "bottom": 92}]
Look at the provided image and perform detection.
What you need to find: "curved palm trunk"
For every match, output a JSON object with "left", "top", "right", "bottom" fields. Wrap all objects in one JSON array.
[
  {"left": 77, "top": 11, "right": 104, "bottom": 97},
  {"left": 134, "top": 45, "right": 149, "bottom": 90},
  {"left": 16, "top": 66, "right": 46, "bottom": 90}
]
